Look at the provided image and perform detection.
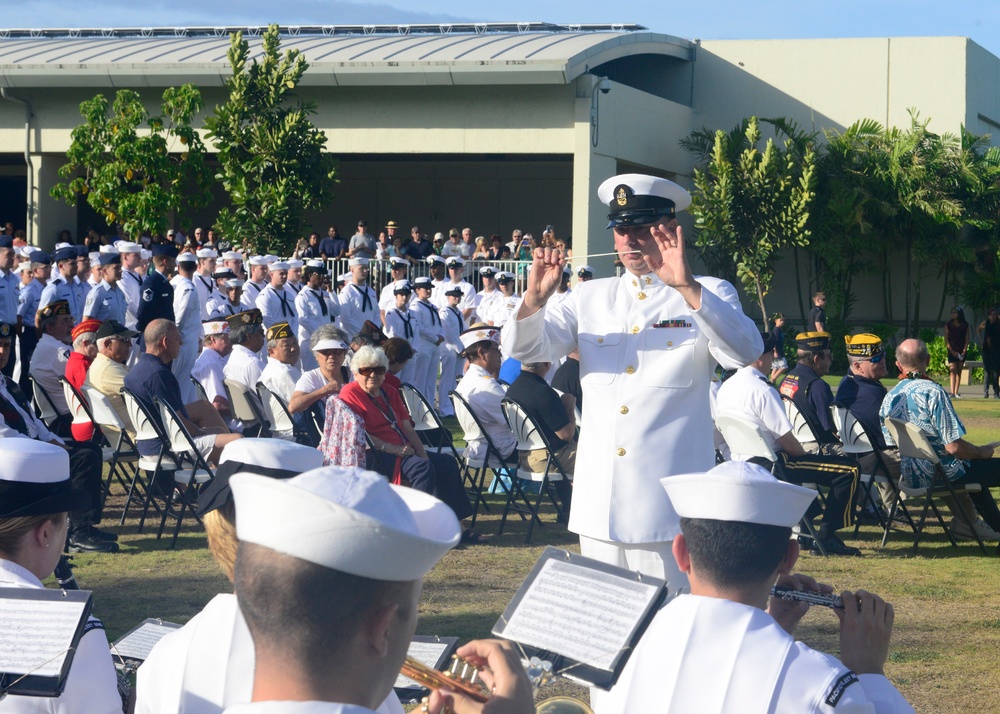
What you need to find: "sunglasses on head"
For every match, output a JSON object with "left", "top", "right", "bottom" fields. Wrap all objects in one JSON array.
[{"left": 357, "top": 366, "right": 387, "bottom": 376}]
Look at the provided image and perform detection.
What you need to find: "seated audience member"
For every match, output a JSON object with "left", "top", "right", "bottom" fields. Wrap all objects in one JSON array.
[
  {"left": 192, "top": 317, "right": 234, "bottom": 422},
  {"left": 454, "top": 326, "right": 517, "bottom": 465},
  {"left": 288, "top": 324, "right": 351, "bottom": 415},
  {"left": 223, "top": 309, "right": 266, "bottom": 392},
  {"left": 124, "top": 319, "right": 242, "bottom": 468},
  {"left": 259, "top": 322, "right": 301, "bottom": 405},
  {"left": 65, "top": 318, "right": 101, "bottom": 441},
  {"left": 85, "top": 319, "right": 139, "bottom": 428},
  {"left": 136, "top": 439, "right": 404, "bottom": 714},
  {"left": 505, "top": 356, "right": 576, "bottom": 509},
  {"left": 224, "top": 465, "right": 532, "bottom": 713},
  {"left": 0, "top": 321, "right": 113, "bottom": 552},
  {"left": 602, "top": 461, "right": 915, "bottom": 714},
  {"left": 28, "top": 300, "right": 75, "bottom": 435},
  {"left": 382, "top": 336, "right": 415, "bottom": 399},
  {"left": 0, "top": 440, "right": 123, "bottom": 711},
  {"left": 779, "top": 332, "right": 841, "bottom": 452},
  {"left": 338, "top": 346, "right": 484, "bottom": 544},
  {"left": 550, "top": 348, "right": 582, "bottom": 410},
  {"left": 880, "top": 338, "right": 1000, "bottom": 542},
  {"left": 716, "top": 332, "right": 862, "bottom": 556}
]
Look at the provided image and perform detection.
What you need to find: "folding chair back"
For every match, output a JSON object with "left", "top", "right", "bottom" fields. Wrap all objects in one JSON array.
[
  {"left": 30, "top": 376, "right": 61, "bottom": 426},
  {"left": 782, "top": 396, "right": 819, "bottom": 445},
  {"left": 121, "top": 388, "right": 166, "bottom": 444},
  {"left": 884, "top": 418, "right": 939, "bottom": 463},
  {"left": 61, "top": 378, "right": 94, "bottom": 432},
  {"left": 156, "top": 399, "right": 199, "bottom": 457},
  {"left": 223, "top": 378, "right": 264, "bottom": 430},
  {"left": 190, "top": 377, "right": 210, "bottom": 404},
  {"left": 450, "top": 389, "right": 517, "bottom": 526},
  {"left": 836, "top": 406, "right": 874, "bottom": 455},
  {"left": 450, "top": 390, "right": 485, "bottom": 448},
  {"left": 400, "top": 382, "right": 441, "bottom": 432},
  {"left": 153, "top": 397, "right": 214, "bottom": 548},
  {"left": 256, "top": 383, "right": 295, "bottom": 437},
  {"left": 500, "top": 398, "right": 547, "bottom": 453},
  {"left": 84, "top": 386, "right": 129, "bottom": 433},
  {"left": 715, "top": 412, "right": 779, "bottom": 465}
]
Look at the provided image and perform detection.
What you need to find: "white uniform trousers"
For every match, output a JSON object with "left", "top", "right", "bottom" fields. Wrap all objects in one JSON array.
[
  {"left": 438, "top": 348, "right": 459, "bottom": 415},
  {"left": 417, "top": 344, "right": 440, "bottom": 405},
  {"left": 398, "top": 358, "right": 417, "bottom": 388},
  {"left": 172, "top": 342, "right": 199, "bottom": 404}
]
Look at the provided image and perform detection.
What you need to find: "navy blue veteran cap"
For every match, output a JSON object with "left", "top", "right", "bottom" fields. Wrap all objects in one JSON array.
[
  {"left": 29, "top": 250, "right": 51, "bottom": 265},
  {"left": 38, "top": 300, "right": 71, "bottom": 321},
  {"left": 597, "top": 173, "right": 692, "bottom": 229}
]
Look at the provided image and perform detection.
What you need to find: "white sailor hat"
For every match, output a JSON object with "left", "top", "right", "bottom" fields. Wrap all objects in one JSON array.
[
  {"left": 140, "top": 248, "right": 152, "bottom": 261},
  {"left": 231, "top": 466, "right": 461, "bottom": 581},
  {"left": 88, "top": 251, "right": 101, "bottom": 263},
  {"left": 459, "top": 325, "right": 500, "bottom": 352},
  {"left": 287, "top": 259, "right": 303, "bottom": 269},
  {"left": 196, "top": 248, "right": 218, "bottom": 259},
  {"left": 597, "top": 173, "right": 692, "bottom": 228},
  {"left": 99, "top": 245, "right": 119, "bottom": 254},
  {"left": 222, "top": 251, "right": 244, "bottom": 262},
  {"left": 269, "top": 261, "right": 290, "bottom": 271},
  {"left": 577, "top": 264, "right": 594, "bottom": 277},
  {"left": 225, "top": 278, "right": 245, "bottom": 289},
  {"left": 337, "top": 272, "right": 351, "bottom": 283},
  {"left": 426, "top": 255, "right": 446, "bottom": 266},
  {"left": 197, "top": 438, "right": 325, "bottom": 516},
  {"left": 661, "top": 461, "right": 816, "bottom": 528},
  {"left": 0, "top": 440, "right": 90, "bottom": 517},
  {"left": 264, "top": 254, "right": 280, "bottom": 264},
  {"left": 202, "top": 318, "right": 230, "bottom": 336},
  {"left": 247, "top": 255, "right": 269, "bottom": 266},
  {"left": 413, "top": 276, "right": 433, "bottom": 289},
  {"left": 446, "top": 257, "right": 465, "bottom": 268},
  {"left": 113, "top": 241, "right": 139, "bottom": 254},
  {"left": 13, "top": 263, "right": 30, "bottom": 274},
  {"left": 306, "top": 259, "right": 326, "bottom": 269},
  {"left": 348, "top": 257, "right": 370, "bottom": 268},
  {"left": 393, "top": 280, "right": 413, "bottom": 295},
  {"left": 177, "top": 250, "right": 197, "bottom": 264},
  {"left": 388, "top": 257, "right": 409, "bottom": 271},
  {"left": 16, "top": 246, "right": 32, "bottom": 259}
]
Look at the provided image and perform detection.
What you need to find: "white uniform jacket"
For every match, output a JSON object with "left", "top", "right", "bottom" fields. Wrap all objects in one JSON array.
[
  {"left": 240, "top": 281, "right": 266, "bottom": 310},
  {"left": 384, "top": 306, "right": 416, "bottom": 342},
  {"left": 171, "top": 275, "right": 203, "bottom": 404},
  {"left": 338, "top": 283, "right": 380, "bottom": 339},
  {"left": 439, "top": 305, "right": 465, "bottom": 356},
  {"left": 194, "top": 273, "right": 215, "bottom": 320},
  {"left": 295, "top": 286, "right": 339, "bottom": 371},
  {"left": 0, "top": 559, "right": 121, "bottom": 714},
  {"left": 605, "top": 595, "right": 915, "bottom": 714},
  {"left": 409, "top": 299, "right": 442, "bottom": 353},
  {"left": 482, "top": 294, "right": 521, "bottom": 328},
  {"left": 120, "top": 269, "right": 143, "bottom": 329},
  {"left": 501, "top": 273, "right": 761, "bottom": 543},
  {"left": 716, "top": 365, "right": 794, "bottom": 460},
  {"left": 192, "top": 347, "right": 228, "bottom": 405},
  {"left": 473, "top": 288, "right": 502, "bottom": 324},
  {"left": 136, "top": 593, "right": 402, "bottom": 714},
  {"left": 256, "top": 284, "right": 299, "bottom": 334}
]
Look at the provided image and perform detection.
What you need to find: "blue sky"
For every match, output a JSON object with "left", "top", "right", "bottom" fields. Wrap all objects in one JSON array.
[{"left": 5, "top": 0, "right": 1000, "bottom": 57}]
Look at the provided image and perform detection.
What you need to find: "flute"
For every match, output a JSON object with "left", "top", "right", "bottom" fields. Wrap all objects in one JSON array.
[
  {"left": 400, "top": 656, "right": 489, "bottom": 703},
  {"left": 770, "top": 586, "right": 844, "bottom": 609}
]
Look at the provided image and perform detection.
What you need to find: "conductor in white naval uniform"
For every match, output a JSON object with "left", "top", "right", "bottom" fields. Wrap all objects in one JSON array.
[
  {"left": 501, "top": 173, "right": 762, "bottom": 590},
  {"left": 604, "top": 461, "right": 915, "bottom": 714}
]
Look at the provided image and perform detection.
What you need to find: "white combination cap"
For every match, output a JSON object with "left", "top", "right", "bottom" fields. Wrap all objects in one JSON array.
[
  {"left": 597, "top": 173, "right": 692, "bottom": 228},
  {"left": 577, "top": 265, "right": 594, "bottom": 276},
  {"left": 661, "top": 461, "right": 816, "bottom": 528},
  {"left": 426, "top": 255, "right": 446, "bottom": 265},
  {"left": 231, "top": 466, "right": 461, "bottom": 581}
]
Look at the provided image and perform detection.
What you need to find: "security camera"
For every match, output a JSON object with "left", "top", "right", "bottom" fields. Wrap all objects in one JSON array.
[{"left": 598, "top": 78, "right": 611, "bottom": 94}]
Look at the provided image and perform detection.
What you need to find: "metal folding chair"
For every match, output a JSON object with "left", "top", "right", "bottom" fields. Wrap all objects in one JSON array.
[
  {"left": 400, "top": 382, "right": 463, "bottom": 462},
  {"left": 154, "top": 398, "right": 214, "bottom": 548},
  {"left": 499, "top": 397, "right": 570, "bottom": 543},
  {"left": 190, "top": 377, "right": 210, "bottom": 404},
  {"left": 256, "top": 383, "right": 297, "bottom": 442},
  {"left": 223, "top": 378, "right": 268, "bottom": 437},
  {"left": 883, "top": 417, "right": 990, "bottom": 556},
  {"left": 29, "top": 376, "right": 62, "bottom": 428}
]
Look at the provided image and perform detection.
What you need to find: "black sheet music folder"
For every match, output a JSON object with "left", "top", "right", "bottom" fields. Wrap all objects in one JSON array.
[
  {"left": 0, "top": 586, "right": 93, "bottom": 699},
  {"left": 491, "top": 546, "right": 668, "bottom": 691},
  {"left": 393, "top": 635, "right": 459, "bottom": 702}
]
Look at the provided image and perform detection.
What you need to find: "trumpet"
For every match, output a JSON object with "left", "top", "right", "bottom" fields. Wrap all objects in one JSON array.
[{"left": 400, "top": 655, "right": 594, "bottom": 714}]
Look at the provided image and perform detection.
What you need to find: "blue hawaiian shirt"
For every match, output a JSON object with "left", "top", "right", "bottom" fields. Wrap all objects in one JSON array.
[{"left": 879, "top": 378, "right": 966, "bottom": 488}]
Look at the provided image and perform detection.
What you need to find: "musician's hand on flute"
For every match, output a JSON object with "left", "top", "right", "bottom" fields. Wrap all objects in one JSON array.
[
  {"left": 427, "top": 639, "right": 535, "bottom": 714},
  {"left": 517, "top": 248, "right": 564, "bottom": 319},
  {"left": 767, "top": 573, "right": 835, "bottom": 635},
  {"left": 836, "top": 589, "right": 894, "bottom": 676}
]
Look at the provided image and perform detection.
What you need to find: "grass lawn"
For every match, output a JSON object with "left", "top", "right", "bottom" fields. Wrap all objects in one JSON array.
[{"left": 64, "top": 381, "right": 1000, "bottom": 712}]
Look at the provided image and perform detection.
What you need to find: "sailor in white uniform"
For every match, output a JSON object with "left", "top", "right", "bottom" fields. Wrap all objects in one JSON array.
[
  {"left": 295, "top": 260, "right": 339, "bottom": 372},
  {"left": 209, "top": 276, "right": 246, "bottom": 318},
  {"left": 240, "top": 256, "right": 269, "bottom": 310},
  {"left": 502, "top": 174, "right": 761, "bottom": 592},
  {"left": 191, "top": 318, "right": 234, "bottom": 426},
  {"left": 473, "top": 265, "right": 503, "bottom": 323},
  {"left": 338, "top": 257, "right": 380, "bottom": 340},
  {"left": 171, "top": 251, "right": 204, "bottom": 404},
  {"left": 409, "top": 276, "right": 444, "bottom": 403},
  {"left": 604, "top": 461, "right": 916, "bottom": 714},
  {"left": 482, "top": 271, "right": 521, "bottom": 327},
  {"left": 117, "top": 241, "right": 145, "bottom": 330},
  {"left": 285, "top": 259, "right": 304, "bottom": 296},
  {"left": 256, "top": 261, "right": 299, "bottom": 337},
  {"left": 194, "top": 248, "right": 219, "bottom": 320},
  {"left": 437, "top": 286, "right": 466, "bottom": 415},
  {"left": 222, "top": 310, "right": 266, "bottom": 392},
  {"left": 378, "top": 257, "right": 410, "bottom": 324},
  {"left": 383, "top": 280, "right": 417, "bottom": 384},
  {"left": 433, "top": 257, "right": 477, "bottom": 319}
]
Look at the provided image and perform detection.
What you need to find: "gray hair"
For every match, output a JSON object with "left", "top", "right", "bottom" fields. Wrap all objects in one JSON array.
[
  {"left": 310, "top": 323, "right": 348, "bottom": 351},
  {"left": 230, "top": 323, "right": 261, "bottom": 346},
  {"left": 97, "top": 335, "right": 117, "bottom": 351},
  {"left": 72, "top": 331, "right": 97, "bottom": 350},
  {"left": 522, "top": 361, "right": 551, "bottom": 373},
  {"left": 350, "top": 345, "right": 388, "bottom": 373}
]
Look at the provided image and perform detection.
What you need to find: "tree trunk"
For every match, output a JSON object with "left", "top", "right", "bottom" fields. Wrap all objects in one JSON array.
[
  {"left": 905, "top": 237, "right": 913, "bottom": 337},
  {"left": 794, "top": 246, "right": 806, "bottom": 330},
  {"left": 756, "top": 277, "right": 769, "bottom": 332}
]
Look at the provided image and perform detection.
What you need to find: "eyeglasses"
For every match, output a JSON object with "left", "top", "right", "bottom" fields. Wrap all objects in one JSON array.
[
  {"left": 867, "top": 353, "right": 886, "bottom": 364},
  {"left": 357, "top": 366, "right": 387, "bottom": 377}
]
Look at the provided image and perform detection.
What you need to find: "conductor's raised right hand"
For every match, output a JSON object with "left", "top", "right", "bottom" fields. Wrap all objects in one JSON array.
[
  {"left": 836, "top": 589, "right": 894, "bottom": 675},
  {"left": 518, "top": 247, "right": 565, "bottom": 318}
]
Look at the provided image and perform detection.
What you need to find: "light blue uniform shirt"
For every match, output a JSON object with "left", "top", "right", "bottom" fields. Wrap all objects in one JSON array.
[{"left": 83, "top": 280, "right": 127, "bottom": 324}]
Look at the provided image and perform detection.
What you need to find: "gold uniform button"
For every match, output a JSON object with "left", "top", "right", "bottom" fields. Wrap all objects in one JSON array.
[
  {"left": 631, "top": 326, "right": 640, "bottom": 334},
  {"left": 617, "top": 448, "right": 626, "bottom": 456},
  {"left": 626, "top": 366, "right": 635, "bottom": 375},
  {"left": 597, "top": 337, "right": 604, "bottom": 344},
  {"left": 620, "top": 406, "right": 629, "bottom": 415},
  {"left": 637, "top": 292, "right": 647, "bottom": 300},
  {"left": 667, "top": 341, "right": 673, "bottom": 346},
  {"left": 645, "top": 277, "right": 652, "bottom": 285}
]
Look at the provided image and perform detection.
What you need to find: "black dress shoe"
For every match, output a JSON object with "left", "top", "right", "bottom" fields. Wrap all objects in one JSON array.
[
  {"left": 812, "top": 535, "right": 861, "bottom": 556},
  {"left": 89, "top": 526, "right": 119, "bottom": 542},
  {"left": 67, "top": 531, "right": 120, "bottom": 553}
]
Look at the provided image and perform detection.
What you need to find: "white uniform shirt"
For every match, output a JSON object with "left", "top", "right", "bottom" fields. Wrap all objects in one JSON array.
[
  {"left": 338, "top": 283, "right": 380, "bottom": 339},
  {"left": 208, "top": 295, "right": 244, "bottom": 318},
  {"left": 259, "top": 357, "right": 301, "bottom": 404},
  {"left": 605, "top": 594, "right": 915, "bottom": 714},
  {"left": 0, "top": 376, "right": 61, "bottom": 441},
  {"left": 716, "top": 365, "right": 794, "bottom": 460},
  {"left": 256, "top": 283, "right": 299, "bottom": 334},
  {"left": 409, "top": 299, "right": 442, "bottom": 353},
  {"left": 120, "top": 269, "right": 143, "bottom": 329},
  {"left": 432, "top": 279, "right": 476, "bottom": 311},
  {"left": 473, "top": 288, "right": 502, "bottom": 324},
  {"left": 240, "top": 281, "right": 266, "bottom": 310},
  {"left": 171, "top": 275, "right": 203, "bottom": 346},
  {"left": 482, "top": 293, "right": 521, "bottom": 328},
  {"left": 502, "top": 273, "right": 761, "bottom": 543},
  {"left": 384, "top": 306, "right": 416, "bottom": 342},
  {"left": 192, "top": 347, "right": 228, "bottom": 405},
  {"left": 439, "top": 305, "right": 465, "bottom": 355},
  {"left": 295, "top": 286, "right": 339, "bottom": 340},
  {"left": 136, "top": 593, "right": 402, "bottom": 714},
  {"left": 454, "top": 363, "right": 516, "bottom": 462},
  {"left": 27, "top": 333, "right": 71, "bottom": 414},
  {"left": 0, "top": 559, "right": 121, "bottom": 714},
  {"left": 194, "top": 273, "right": 216, "bottom": 320},
  {"left": 223, "top": 344, "right": 265, "bottom": 391}
]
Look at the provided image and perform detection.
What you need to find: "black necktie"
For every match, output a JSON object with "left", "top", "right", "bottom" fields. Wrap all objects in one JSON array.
[
  {"left": 199, "top": 275, "right": 212, "bottom": 291},
  {"left": 354, "top": 284, "right": 372, "bottom": 312},
  {"left": 311, "top": 289, "right": 328, "bottom": 317},
  {"left": 277, "top": 289, "right": 292, "bottom": 317},
  {"left": 397, "top": 310, "right": 413, "bottom": 339},
  {"left": 450, "top": 306, "right": 463, "bottom": 333},
  {"left": 422, "top": 301, "right": 439, "bottom": 326},
  {"left": 0, "top": 379, "right": 30, "bottom": 436}
]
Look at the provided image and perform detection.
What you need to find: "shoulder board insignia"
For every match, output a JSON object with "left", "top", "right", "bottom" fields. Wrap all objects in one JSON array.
[{"left": 825, "top": 671, "right": 858, "bottom": 707}]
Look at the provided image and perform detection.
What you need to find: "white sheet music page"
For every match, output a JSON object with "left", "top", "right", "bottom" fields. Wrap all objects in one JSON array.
[
  {"left": 0, "top": 597, "right": 87, "bottom": 677},
  {"left": 501, "top": 558, "right": 659, "bottom": 671},
  {"left": 394, "top": 640, "right": 452, "bottom": 689},
  {"left": 112, "top": 620, "right": 181, "bottom": 662}
]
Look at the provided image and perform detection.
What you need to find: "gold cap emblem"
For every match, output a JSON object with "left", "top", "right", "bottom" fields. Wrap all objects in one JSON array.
[{"left": 615, "top": 186, "right": 628, "bottom": 207}]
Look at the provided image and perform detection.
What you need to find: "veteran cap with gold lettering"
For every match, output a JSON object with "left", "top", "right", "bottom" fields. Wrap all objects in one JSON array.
[
  {"left": 266, "top": 322, "right": 294, "bottom": 341},
  {"left": 844, "top": 333, "right": 884, "bottom": 359},
  {"left": 597, "top": 173, "right": 692, "bottom": 229},
  {"left": 226, "top": 308, "right": 263, "bottom": 331},
  {"left": 459, "top": 324, "right": 500, "bottom": 352},
  {"left": 795, "top": 331, "right": 831, "bottom": 352}
]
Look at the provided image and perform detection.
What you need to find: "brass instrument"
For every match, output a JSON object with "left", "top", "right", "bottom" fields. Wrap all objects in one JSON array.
[{"left": 400, "top": 654, "right": 594, "bottom": 714}]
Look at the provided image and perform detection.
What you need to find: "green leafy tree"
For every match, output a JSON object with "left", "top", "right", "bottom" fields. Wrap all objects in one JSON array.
[
  {"left": 682, "top": 116, "right": 816, "bottom": 330},
  {"left": 205, "top": 24, "right": 338, "bottom": 256},
  {"left": 51, "top": 86, "right": 212, "bottom": 238}
]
